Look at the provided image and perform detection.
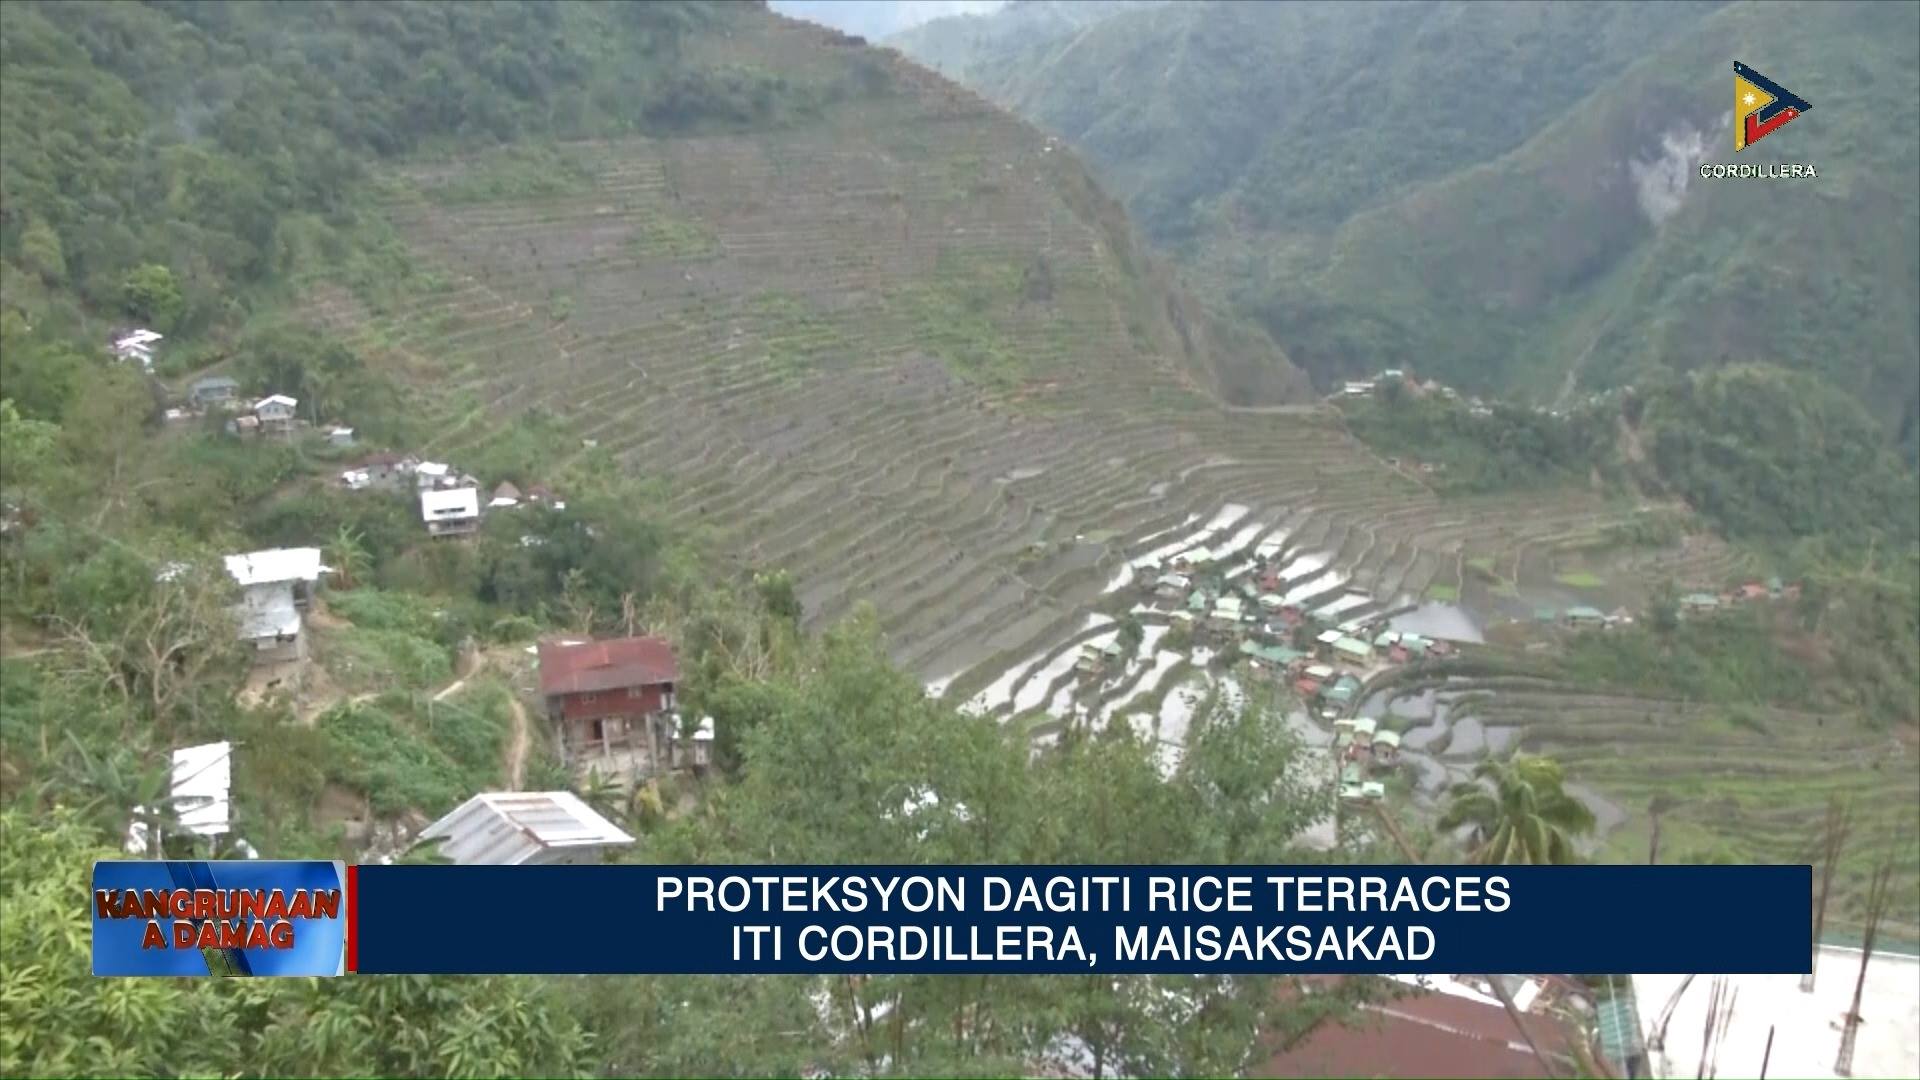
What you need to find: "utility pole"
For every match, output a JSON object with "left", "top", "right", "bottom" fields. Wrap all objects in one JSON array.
[
  {"left": 1835, "top": 845, "right": 1897, "bottom": 1076},
  {"left": 1804, "top": 797, "right": 1852, "bottom": 992}
]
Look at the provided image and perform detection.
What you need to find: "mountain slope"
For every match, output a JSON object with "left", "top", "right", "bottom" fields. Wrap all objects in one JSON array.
[
  {"left": 893, "top": 0, "right": 1920, "bottom": 455},
  {"left": 290, "top": 8, "right": 1671, "bottom": 693}
]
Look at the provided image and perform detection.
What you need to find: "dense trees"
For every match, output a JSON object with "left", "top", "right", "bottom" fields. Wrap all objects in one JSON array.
[
  {"left": 1, "top": 1, "right": 885, "bottom": 359},
  {"left": 626, "top": 618, "right": 1349, "bottom": 1077},
  {"left": 1641, "top": 366, "right": 1918, "bottom": 548},
  {"left": 1338, "top": 390, "right": 1614, "bottom": 494},
  {"left": 897, "top": 1, "right": 1920, "bottom": 456},
  {"left": 0, "top": 811, "right": 591, "bottom": 1078}
]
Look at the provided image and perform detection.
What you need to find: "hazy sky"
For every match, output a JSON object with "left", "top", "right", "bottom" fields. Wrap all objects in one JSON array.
[{"left": 769, "top": 1, "right": 1007, "bottom": 40}]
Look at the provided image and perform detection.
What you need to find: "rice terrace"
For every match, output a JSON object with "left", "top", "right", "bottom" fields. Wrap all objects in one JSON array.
[{"left": 289, "top": 18, "right": 1915, "bottom": 936}]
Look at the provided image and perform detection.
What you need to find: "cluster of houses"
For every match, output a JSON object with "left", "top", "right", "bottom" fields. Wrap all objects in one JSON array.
[
  {"left": 1139, "top": 552, "right": 1453, "bottom": 717},
  {"left": 1532, "top": 577, "right": 1802, "bottom": 632},
  {"left": 180, "top": 540, "right": 699, "bottom": 865},
  {"left": 1681, "top": 576, "right": 1801, "bottom": 618},
  {"left": 339, "top": 453, "right": 563, "bottom": 539},
  {"left": 163, "top": 372, "right": 359, "bottom": 447},
  {"left": 1332, "top": 715, "right": 1400, "bottom": 804}
]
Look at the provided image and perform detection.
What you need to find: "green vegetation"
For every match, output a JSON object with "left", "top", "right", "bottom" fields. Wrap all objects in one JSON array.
[
  {"left": 1440, "top": 755, "right": 1596, "bottom": 865},
  {"left": 899, "top": 1, "right": 1920, "bottom": 460},
  {"left": 748, "top": 291, "right": 850, "bottom": 378},
  {"left": 1640, "top": 366, "right": 1919, "bottom": 549},
  {"left": 2, "top": 811, "right": 590, "bottom": 1076},
  {"left": 0, "top": 0, "right": 887, "bottom": 381},
  {"left": 896, "top": 254, "right": 1029, "bottom": 388},
  {"left": 1339, "top": 387, "right": 1613, "bottom": 493},
  {"left": 0, "top": 7, "right": 1371, "bottom": 1071},
  {"left": 630, "top": 211, "right": 721, "bottom": 259}
]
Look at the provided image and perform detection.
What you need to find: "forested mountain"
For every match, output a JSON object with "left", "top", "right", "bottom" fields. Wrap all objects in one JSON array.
[
  {"left": 893, "top": 1, "right": 1920, "bottom": 457},
  {"left": 1, "top": 3, "right": 1339, "bottom": 1072}
]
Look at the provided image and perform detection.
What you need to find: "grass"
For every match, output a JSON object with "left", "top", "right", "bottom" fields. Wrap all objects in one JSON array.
[
  {"left": 1425, "top": 583, "right": 1459, "bottom": 601},
  {"left": 1554, "top": 570, "right": 1606, "bottom": 589},
  {"left": 630, "top": 212, "right": 719, "bottom": 259},
  {"left": 319, "top": 690, "right": 509, "bottom": 818}
]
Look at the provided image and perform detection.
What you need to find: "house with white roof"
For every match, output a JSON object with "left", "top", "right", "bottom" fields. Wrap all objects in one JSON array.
[
  {"left": 125, "top": 740, "right": 233, "bottom": 856},
  {"left": 421, "top": 486, "right": 481, "bottom": 538},
  {"left": 415, "top": 791, "right": 634, "bottom": 865},
  {"left": 253, "top": 394, "right": 298, "bottom": 434},
  {"left": 111, "top": 328, "right": 162, "bottom": 370},
  {"left": 224, "top": 547, "right": 327, "bottom": 663}
]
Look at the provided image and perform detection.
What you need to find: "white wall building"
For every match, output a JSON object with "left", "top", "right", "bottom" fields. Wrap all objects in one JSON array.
[{"left": 1633, "top": 949, "right": 1920, "bottom": 1080}]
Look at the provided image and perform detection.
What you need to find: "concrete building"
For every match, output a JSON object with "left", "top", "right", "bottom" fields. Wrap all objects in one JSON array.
[{"left": 1632, "top": 949, "right": 1920, "bottom": 1080}]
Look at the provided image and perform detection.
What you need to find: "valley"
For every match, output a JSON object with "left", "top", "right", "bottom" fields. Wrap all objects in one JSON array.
[{"left": 272, "top": 13, "right": 1920, "bottom": 940}]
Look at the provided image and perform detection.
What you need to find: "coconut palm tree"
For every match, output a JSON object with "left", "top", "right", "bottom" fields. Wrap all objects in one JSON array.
[{"left": 1439, "top": 754, "right": 1596, "bottom": 865}]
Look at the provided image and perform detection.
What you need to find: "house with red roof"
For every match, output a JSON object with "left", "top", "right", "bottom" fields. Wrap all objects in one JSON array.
[{"left": 538, "top": 635, "right": 680, "bottom": 775}]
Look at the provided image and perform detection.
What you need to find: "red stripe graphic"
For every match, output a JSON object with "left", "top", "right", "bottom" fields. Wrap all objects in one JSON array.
[{"left": 346, "top": 864, "right": 359, "bottom": 973}]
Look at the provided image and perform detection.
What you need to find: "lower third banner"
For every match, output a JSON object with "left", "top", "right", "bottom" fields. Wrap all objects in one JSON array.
[{"left": 349, "top": 864, "right": 1808, "bottom": 976}]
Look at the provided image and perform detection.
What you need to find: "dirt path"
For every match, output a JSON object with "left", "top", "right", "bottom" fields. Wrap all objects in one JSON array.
[
  {"left": 430, "top": 644, "right": 531, "bottom": 789},
  {"left": 504, "top": 694, "right": 530, "bottom": 791}
]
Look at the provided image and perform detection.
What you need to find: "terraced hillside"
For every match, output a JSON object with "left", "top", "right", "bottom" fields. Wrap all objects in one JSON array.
[
  {"left": 304, "top": 15, "right": 1671, "bottom": 706},
  {"left": 1352, "top": 665, "right": 1920, "bottom": 941}
]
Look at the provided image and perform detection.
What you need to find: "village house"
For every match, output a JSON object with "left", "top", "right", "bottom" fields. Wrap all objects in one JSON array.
[
  {"left": 1074, "top": 643, "right": 1107, "bottom": 679},
  {"left": 1296, "top": 662, "right": 1336, "bottom": 694},
  {"left": 252, "top": 394, "right": 299, "bottom": 435},
  {"left": 1372, "top": 728, "right": 1402, "bottom": 766},
  {"left": 1338, "top": 762, "right": 1385, "bottom": 802},
  {"left": 538, "top": 635, "right": 680, "bottom": 776},
  {"left": 420, "top": 486, "right": 481, "bottom": 538},
  {"left": 1332, "top": 635, "right": 1374, "bottom": 666},
  {"left": 126, "top": 740, "right": 235, "bottom": 857},
  {"left": 1263, "top": 974, "right": 1579, "bottom": 1079},
  {"left": 224, "top": 546, "right": 326, "bottom": 665},
  {"left": 1680, "top": 592, "right": 1722, "bottom": 618},
  {"left": 1315, "top": 627, "right": 1345, "bottom": 657},
  {"left": 1241, "top": 641, "right": 1308, "bottom": 680},
  {"left": 341, "top": 452, "right": 416, "bottom": 491},
  {"left": 111, "top": 328, "right": 162, "bottom": 369},
  {"left": 1565, "top": 605, "right": 1606, "bottom": 629},
  {"left": 415, "top": 791, "right": 633, "bottom": 866},
  {"left": 188, "top": 375, "right": 240, "bottom": 410},
  {"left": 1321, "top": 673, "right": 1361, "bottom": 716},
  {"left": 673, "top": 715, "right": 716, "bottom": 771},
  {"left": 1210, "top": 594, "right": 1245, "bottom": 633},
  {"left": 1154, "top": 572, "right": 1190, "bottom": 600},
  {"left": 326, "top": 426, "right": 355, "bottom": 447},
  {"left": 488, "top": 481, "right": 523, "bottom": 509}
]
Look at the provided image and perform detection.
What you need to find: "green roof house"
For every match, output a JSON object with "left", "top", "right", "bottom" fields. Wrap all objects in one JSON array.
[
  {"left": 1332, "top": 636, "right": 1374, "bottom": 663},
  {"left": 1565, "top": 605, "right": 1606, "bottom": 627}
]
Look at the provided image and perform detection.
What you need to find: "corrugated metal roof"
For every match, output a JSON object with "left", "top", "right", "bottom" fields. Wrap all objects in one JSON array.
[
  {"left": 234, "top": 585, "right": 300, "bottom": 640},
  {"left": 417, "top": 791, "right": 634, "bottom": 865},
  {"left": 420, "top": 486, "right": 480, "bottom": 521},
  {"left": 538, "top": 636, "right": 679, "bottom": 696},
  {"left": 171, "top": 741, "right": 231, "bottom": 837},
  {"left": 225, "top": 547, "right": 325, "bottom": 586}
]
